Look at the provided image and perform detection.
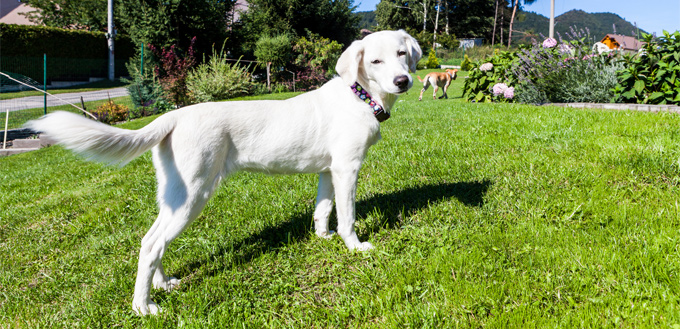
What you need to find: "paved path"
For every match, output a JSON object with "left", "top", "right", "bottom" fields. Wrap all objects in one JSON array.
[{"left": 0, "top": 87, "right": 129, "bottom": 112}]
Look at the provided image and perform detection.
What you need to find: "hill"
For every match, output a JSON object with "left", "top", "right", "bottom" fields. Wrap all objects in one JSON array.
[
  {"left": 513, "top": 9, "right": 647, "bottom": 44},
  {"left": 356, "top": 11, "right": 377, "bottom": 30}
]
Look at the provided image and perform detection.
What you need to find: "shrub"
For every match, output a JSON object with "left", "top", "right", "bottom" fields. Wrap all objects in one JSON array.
[
  {"left": 460, "top": 54, "right": 473, "bottom": 71},
  {"left": 511, "top": 35, "right": 621, "bottom": 104},
  {"left": 92, "top": 100, "right": 129, "bottom": 124},
  {"left": 124, "top": 51, "right": 172, "bottom": 120},
  {"left": 463, "top": 28, "right": 622, "bottom": 104},
  {"left": 291, "top": 32, "right": 343, "bottom": 91},
  {"left": 462, "top": 49, "right": 518, "bottom": 102},
  {"left": 424, "top": 49, "right": 440, "bottom": 69},
  {"left": 186, "top": 51, "right": 256, "bottom": 102},
  {"left": 613, "top": 31, "right": 680, "bottom": 105},
  {"left": 149, "top": 37, "right": 197, "bottom": 107}
]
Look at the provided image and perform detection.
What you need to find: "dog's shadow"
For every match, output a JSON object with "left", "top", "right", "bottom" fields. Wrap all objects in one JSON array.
[{"left": 176, "top": 180, "right": 492, "bottom": 281}]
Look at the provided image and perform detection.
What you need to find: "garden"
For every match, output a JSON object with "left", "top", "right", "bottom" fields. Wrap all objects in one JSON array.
[{"left": 3, "top": 58, "right": 680, "bottom": 326}]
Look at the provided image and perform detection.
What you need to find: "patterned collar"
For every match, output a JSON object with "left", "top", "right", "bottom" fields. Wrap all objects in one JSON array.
[{"left": 350, "top": 82, "right": 390, "bottom": 122}]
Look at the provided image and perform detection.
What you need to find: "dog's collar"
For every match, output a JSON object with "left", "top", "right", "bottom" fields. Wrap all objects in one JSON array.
[{"left": 350, "top": 82, "right": 390, "bottom": 122}]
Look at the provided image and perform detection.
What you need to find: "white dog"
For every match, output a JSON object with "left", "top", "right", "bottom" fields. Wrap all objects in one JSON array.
[{"left": 26, "top": 30, "right": 422, "bottom": 315}]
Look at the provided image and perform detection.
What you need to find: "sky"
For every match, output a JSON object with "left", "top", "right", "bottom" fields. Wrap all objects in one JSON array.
[{"left": 354, "top": 0, "right": 680, "bottom": 36}]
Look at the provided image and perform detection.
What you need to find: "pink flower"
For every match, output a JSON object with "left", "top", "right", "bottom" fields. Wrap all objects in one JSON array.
[
  {"left": 480, "top": 63, "right": 494, "bottom": 71},
  {"left": 542, "top": 38, "right": 557, "bottom": 48},
  {"left": 492, "top": 83, "right": 508, "bottom": 96},
  {"left": 503, "top": 87, "right": 515, "bottom": 99}
]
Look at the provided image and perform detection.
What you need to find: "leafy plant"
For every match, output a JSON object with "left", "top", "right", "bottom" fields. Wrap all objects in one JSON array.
[
  {"left": 291, "top": 32, "right": 343, "bottom": 91},
  {"left": 186, "top": 50, "right": 257, "bottom": 102},
  {"left": 91, "top": 100, "right": 129, "bottom": 124},
  {"left": 149, "top": 37, "right": 197, "bottom": 107},
  {"left": 511, "top": 35, "right": 621, "bottom": 104},
  {"left": 462, "top": 49, "right": 519, "bottom": 102},
  {"left": 424, "top": 48, "right": 440, "bottom": 69},
  {"left": 613, "top": 31, "right": 680, "bottom": 105}
]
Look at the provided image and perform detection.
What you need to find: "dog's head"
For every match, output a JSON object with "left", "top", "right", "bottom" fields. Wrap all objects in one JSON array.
[
  {"left": 446, "top": 68, "right": 458, "bottom": 80},
  {"left": 336, "top": 30, "right": 422, "bottom": 95}
]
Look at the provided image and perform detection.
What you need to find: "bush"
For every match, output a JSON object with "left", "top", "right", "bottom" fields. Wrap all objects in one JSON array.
[
  {"left": 149, "top": 37, "right": 197, "bottom": 107},
  {"left": 124, "top": 75, "right": 172, "bottom": 119},
  {"left": 91, "top": 100, "right": 129, "bottom": 124},
  {"left": 462, "top": 49, "right": 518, "bottom": 102},
  {"left": 186, "top": 51, "right": 256, "bottom": 102},
  {"left": 511, "top": 36, "right": 621, "bottom": 104},
  {"left": 0, "top": 23, "right": 134, "bottom": 59},
  {"left": 291, "top": 32, "right": 343, "bottom": 91},
  {"left": 463, "top": 30, "right": 623, "bottom": 104},
  {"left": 613, "top": 31, "right": 680, "bottom": 105},
  {"left": 424, "top": 49, "right": 440, "bottom": 69}
]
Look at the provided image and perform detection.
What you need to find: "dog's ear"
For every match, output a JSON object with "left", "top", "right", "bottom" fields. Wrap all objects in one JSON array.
[
  {"left": 399, "top": 30, "right": 422, "bottom": 73},
  {"left": 336, "top": 40, "right": 364, "bottom": 86}
]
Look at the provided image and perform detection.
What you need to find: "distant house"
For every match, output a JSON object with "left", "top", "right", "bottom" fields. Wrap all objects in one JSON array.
[
  {"left": 600, "top": 34, "right": 643, "bottom": 51},
  {"left": 0, "top": 0, "right": 36, "bottom": 25},
  {"left": 459, "top": 38, "right": 484, "bottom": 49}
]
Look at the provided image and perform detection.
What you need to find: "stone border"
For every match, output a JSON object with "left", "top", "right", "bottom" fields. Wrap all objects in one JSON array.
[{"left": 546, "top": 103, "right": 680, "bottom": 114}]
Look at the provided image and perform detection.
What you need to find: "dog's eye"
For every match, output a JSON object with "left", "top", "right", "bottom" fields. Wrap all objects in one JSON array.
[
  {"left": 371, "top": 59, "right": 383, "bottom": 64},
  {"left": 397, "top": 50, "right": 407, "bottom": 57}
]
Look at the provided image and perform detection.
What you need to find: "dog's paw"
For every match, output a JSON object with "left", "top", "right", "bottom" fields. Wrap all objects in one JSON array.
[
  {"left": 132, "top": 300, "right": 161, "bottom": 316},
  {"left": 352, "top": 241, "right": 374, "bottom": 251},
  {"left": 315, "top": 230, "right": 335, "bottom": 239},
  {"left": 154, "top": 277, "right": 181, "bottom": 292}
]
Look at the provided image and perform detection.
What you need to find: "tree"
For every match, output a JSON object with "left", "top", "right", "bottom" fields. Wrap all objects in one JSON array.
[
  {"left": 237, "top": 0, "right": 359, "bottom": 54},
  {"left": 21, "top": 0, "right": 107, "bottom": 31},
  {"left": 21, "top": 0, "right": 236, "bottom": 55},
  {"left": 117, "top": 0, "right": 235, "bottom": 55},
  {"left": 508, "top": 0, "right": 536, "bottom": 47},
  {"left": 375, "top": 0, "right": 421, "bottom": 31},
  {"left": 254, "top": 34, "right": 293, "bottom": 92},
  {"left": 376, "top": 0, "right": 495, "bottom": 40}
]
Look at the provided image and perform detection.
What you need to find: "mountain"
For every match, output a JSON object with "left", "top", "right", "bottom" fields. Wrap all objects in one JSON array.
[
  {"left": 356, "top": 11, "right": 377, "bottom": 30},
  {"left": 513, "top": 9, "right": 647, "bottom": 45}
]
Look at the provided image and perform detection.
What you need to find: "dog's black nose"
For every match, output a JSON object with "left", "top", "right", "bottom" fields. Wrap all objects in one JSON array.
[{"left": 393, "top": 75, "right": 409, "bottom": 89}]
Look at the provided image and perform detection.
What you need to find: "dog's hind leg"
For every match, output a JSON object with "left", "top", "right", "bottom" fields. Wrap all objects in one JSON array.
[
  {"left": 432, "top": 86, "right": 439, "bottom": 100},
  {"left": 443, "top": 80, "right": 452, "bottom": 99},
  {"left": 132, "top": 140, "right": 226, "bottom": 316},
  {"left": 314, "top": 172, "right": 335, "bottom": 238},
  {"left": 419, "top": 81, "right": 429, "bottom": 101}
]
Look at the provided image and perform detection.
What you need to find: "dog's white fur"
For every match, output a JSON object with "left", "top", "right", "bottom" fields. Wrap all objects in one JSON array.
[{"left": 26, "top": 30, "right": 422, "bottom": 315}]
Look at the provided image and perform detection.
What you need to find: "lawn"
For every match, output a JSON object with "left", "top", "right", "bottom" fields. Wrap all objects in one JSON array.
[{"left": 2, "top": 71, "right": 680, "bottom": 327}]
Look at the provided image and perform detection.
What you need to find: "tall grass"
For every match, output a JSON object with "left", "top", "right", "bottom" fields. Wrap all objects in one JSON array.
[{"left": 2, "top": 74, "right": 680, "bottom": 327}]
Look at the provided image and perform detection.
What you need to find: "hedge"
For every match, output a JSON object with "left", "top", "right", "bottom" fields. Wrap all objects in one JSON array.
[
  {"left": 0, "top": 23, "right": 135, "bottom": 58},
  {"left": 0, "top": 23, "right": 135, "bottom": 82}
]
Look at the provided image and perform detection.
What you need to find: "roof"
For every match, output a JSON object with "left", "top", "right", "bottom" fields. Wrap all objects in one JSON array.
[{"left": 601, "top": 34, "right": 644, "bottom": 51}]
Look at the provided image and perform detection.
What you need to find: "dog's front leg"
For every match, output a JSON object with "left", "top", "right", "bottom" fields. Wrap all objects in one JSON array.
[
  {"left": 314, "top": 172, "right": 335, "bottom": 238},
  {"left": 331, "top": 166, "right": 373, "bottom": 251}
]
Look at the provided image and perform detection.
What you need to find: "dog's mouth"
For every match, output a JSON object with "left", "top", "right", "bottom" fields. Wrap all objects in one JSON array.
[{"left": 395, "top": 87, "right": 410, "bottom": 95}]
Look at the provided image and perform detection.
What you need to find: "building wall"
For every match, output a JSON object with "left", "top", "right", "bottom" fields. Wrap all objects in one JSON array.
[{"left": 0, "top": 0, "right": 37, "bottom": 25}]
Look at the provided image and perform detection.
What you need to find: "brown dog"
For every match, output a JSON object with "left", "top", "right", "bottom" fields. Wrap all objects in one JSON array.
[{"left": 417, "top": 68, "right": 458, "bottom": 101}]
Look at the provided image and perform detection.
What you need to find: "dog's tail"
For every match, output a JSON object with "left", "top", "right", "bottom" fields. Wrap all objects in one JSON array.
[
  {"left": 417, "top": 75, "right": 424, "bottom": 82},
  {"left": 25, "top": 111, "right": 177, "bottom": 166}
]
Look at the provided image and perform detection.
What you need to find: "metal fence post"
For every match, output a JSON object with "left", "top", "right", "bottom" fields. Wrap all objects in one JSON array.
[
  {"left": 43, "top": 53, "right": 47, "bottom": 116},
  {"left": 141, "top": 42, "right": 144, "bottom": 77}
]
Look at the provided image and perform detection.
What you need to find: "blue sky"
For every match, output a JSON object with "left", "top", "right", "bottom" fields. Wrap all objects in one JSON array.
[{"left": 354, "top": 0, "right": 680, "bottom": 36}]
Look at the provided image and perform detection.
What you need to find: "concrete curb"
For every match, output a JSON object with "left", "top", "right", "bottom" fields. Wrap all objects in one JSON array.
[{"left": 546, "top": 103, "right": 680, "bottom": 114}]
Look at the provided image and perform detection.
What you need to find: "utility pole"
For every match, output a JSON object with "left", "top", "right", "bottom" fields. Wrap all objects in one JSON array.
[
  {"left": 549, "top": 0, "right": 555, "bottom": 39},
  {"left": 107, "top": 0, "right": 115, "bottom": 81},
  {"left": 422, "top": 0, "right": 428, "bottom": 32},
  {"left": 433, "top": 0, "right": 441, "bottom": 48}
]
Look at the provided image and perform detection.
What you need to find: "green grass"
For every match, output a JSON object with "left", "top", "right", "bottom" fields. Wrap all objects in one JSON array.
[
  {"left": 2, "top": 72, "right": 680, "bottom": 327},
  {"left": 0, "top": 79, "right": 129, "bottom": 100}
]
